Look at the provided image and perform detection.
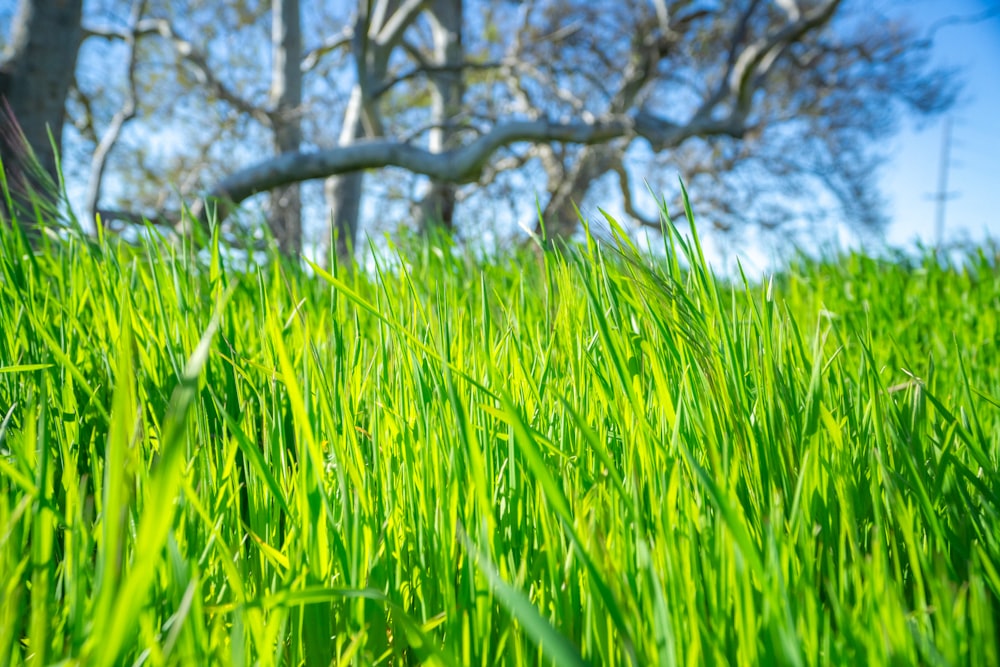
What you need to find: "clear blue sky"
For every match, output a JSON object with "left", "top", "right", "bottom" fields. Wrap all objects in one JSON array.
[{"left": 882, "top": 0, "right": 1000, "bottom": 248}]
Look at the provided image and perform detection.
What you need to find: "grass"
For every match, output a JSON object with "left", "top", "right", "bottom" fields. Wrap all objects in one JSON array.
[{"left": 1, "top": 203, "right": 998, "bottom": 665}]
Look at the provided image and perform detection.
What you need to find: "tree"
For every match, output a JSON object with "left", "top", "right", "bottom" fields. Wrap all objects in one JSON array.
[
  {"left": 0, "top": 0, "right": 83, "bottom": 228},
  {"left": 185, "top": 0, "right": 955, "bottom": 250},
  {"left": 74, "top": 0, "right": 315, "bottom": 253},
  {"left": 415, "top": 0, "right": 464, "bottom": 233},
  {"left": 322, "top": 0, "right": 427, "bottom": 261}
]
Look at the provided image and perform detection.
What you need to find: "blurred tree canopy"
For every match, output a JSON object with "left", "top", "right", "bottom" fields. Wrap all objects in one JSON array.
[{"left": 1, "top": 0, "right": 957, "bottom": 259}]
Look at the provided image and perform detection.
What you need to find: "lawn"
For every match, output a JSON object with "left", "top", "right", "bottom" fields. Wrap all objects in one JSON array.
[{"left": 1, "top": 208, "right": 998, "bottom": 665}]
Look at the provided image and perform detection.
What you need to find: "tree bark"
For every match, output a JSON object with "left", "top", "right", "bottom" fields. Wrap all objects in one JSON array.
[
  {"left": 268, "top": 0, "right": 303, "bottom": 254},
  {"left": 417, "top": 0, "right": 463, "bottom": 233},
  {"left": 323, "top": 0, "right": 419, "bottom": 262},
  {"left": 538, "top": 144, "right": 620, "bottom": 240},
  {"left": 324, "top": 87, "right": 364, "bottom": 264},
  {"left": 84, "top": 0, "right": 145, "bottom": 227},
  {"left": 0, "top": 0, "right": 83, "bottom": 228},
  {"left": 188, "top": 110, "right": 748, "bottom": 230}
]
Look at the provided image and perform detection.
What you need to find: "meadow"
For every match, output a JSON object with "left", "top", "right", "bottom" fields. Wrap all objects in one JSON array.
[{"left": 1, "top": 205, "right": 998, "bottom": 665}]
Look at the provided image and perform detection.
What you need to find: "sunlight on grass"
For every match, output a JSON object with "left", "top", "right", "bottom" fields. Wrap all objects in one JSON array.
[{"left": 1, "top": 203, "right": 998, "bottom": 665}]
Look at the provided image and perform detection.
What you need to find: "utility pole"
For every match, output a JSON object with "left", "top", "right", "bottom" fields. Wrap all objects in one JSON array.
[{"left": 932, "top": 116, "right": 958, "bottom": 248}]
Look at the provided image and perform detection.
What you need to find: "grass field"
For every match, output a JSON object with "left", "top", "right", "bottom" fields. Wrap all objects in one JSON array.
[{"left": 1, "top": 207, "right": 999, "bottom": 665}]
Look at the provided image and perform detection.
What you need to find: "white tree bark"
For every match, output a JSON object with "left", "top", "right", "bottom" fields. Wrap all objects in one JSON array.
[{"left": 85, "top": 0, "right": 145, "bottom": 227}]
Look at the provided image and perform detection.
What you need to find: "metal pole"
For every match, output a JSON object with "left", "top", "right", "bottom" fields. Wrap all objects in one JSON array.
[{"left": 933, "top": 117, "right": 953, "bottom": 248}]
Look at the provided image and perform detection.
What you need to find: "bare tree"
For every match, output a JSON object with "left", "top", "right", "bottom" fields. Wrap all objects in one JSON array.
[
  {"left": 495, "top": 0, "right": 931, "bottom": 237},
  {"left": 184, "top": 0, "right": 954, "bottom": 249},
  {"left": 77, "top": 0, "right": 325, "bottom": 253}
]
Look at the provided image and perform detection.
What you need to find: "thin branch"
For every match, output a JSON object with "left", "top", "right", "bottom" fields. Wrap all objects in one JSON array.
[
  {"left": 541, "top": 19, "right": 585, "bottom": 44},
  {"left": 96, "top": 207, "right": 179, "bottom": 227},
  {"left": 400, "top": 37, "right": 432, "bottom": 69},
  {"left": 477, "top": 149, "right": 534, "bottom": 188},
  {"left": 85, "top": 0, "right": 146, "bottom": 225},
  {"left": 372, "top": 59, "right": 509, "bottom": 98},
  {"left": 652, "top": 0, "right": 671, "bottom": 34},
  {"left": 397, "top": 111, "right": 478, "bottom": 143},
  {"left": 613, "top": 159, "right": 659, "bottom": 229},
  {"left": 775, "top": 0, "right": 802, "bottom": 22},
  {"left": 694, "top": 0, "right": 759, "bottom": 119},
  {"left": 730, "top": 0, "right": 841, "bottom": 111},
  {"left": 301, "top": 26, "right": 352, "bottom": 72},
  {"left": 85, "top": 17, "right": 271, "bottom": 124},
  {"left": 509, "top": 60, "right": 591, "bottom": 117},
  {"left": 921, "top": 6, "right": 1000, "bottom": 44},
  {"left": 67, "top": 84, "right": 99, "bottom": 145}
]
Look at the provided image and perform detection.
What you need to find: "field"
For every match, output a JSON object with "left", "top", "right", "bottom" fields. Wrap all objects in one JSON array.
[{"left": 1, "top": 209, "right": 999, "bottom": 665}]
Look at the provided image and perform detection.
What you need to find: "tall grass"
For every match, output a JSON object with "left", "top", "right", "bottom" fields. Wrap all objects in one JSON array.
[{"left": 1, "top": 205, "right": 998, "bottom": 665}]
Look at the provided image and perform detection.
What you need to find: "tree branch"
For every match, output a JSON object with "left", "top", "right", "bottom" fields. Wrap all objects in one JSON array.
[
  {"left": 477, "top": 148, "right": 533, "bottom": 188},
  {"left": 85, "top": 17, "right": 271, "bottom": 125},
  {"left": 730, "top": 0, "right": 841, "bottom": 111},
  {"left": 67, "top": 84, "right": 99, "bottom": 145},
  {"left": 301, "top": 26, "right": 352, "bottom": 72},
  {"left": 374, "top": 0, "right": 430, "bottom": 47},
  {"left": 183, "top": 108, "right": 744, "bottom": 232},
  {"left": 86, "top": 0, "right": 145, "bottom": 225},
  {"left": 920, "top": 6, "right": 1000, "bottom": 45},
  {"left": 373, "top": 59, "right": 509, "bottom": 98},
  {"left": 613, "top": 158, "right": 660, "bottom": 229},
  {"left": 96, "top": 207, "right": 179, "bottom": 228}
]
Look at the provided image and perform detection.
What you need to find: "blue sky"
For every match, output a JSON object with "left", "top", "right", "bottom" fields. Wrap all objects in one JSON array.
[{"left": 882, "top": 0, "right": 1000, "bottom": 248}]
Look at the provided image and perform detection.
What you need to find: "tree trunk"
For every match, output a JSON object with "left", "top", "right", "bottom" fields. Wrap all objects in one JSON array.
[
  {"left": 538, "top": 143, "right": 621, "bottom": 241},
  {"left": 324, "top": 169, "right": 363, "bottom": 265},
  {"left": 0, "top": 0, "right": 83, "bottom": 229},
  {"left": 268, "top": 0, "right": 303, "bottom": 254},
  {"left": 418, "top": 0, "right": 463, "bottom": 233},
  {"left": 323, "top": 0, "right": 412, "bottom": 264},
  {"left": 324, "top": 87, "right": 364, "bottom": 264}
]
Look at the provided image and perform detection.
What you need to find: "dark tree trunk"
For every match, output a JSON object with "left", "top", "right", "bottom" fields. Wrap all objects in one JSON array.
[{"left": 0, "top": 0, "right": 83, "bottom": 229}]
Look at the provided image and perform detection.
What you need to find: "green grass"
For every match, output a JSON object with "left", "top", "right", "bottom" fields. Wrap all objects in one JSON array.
[{"left": 1, "top": 207, "right": 998, "bottom": 665}]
